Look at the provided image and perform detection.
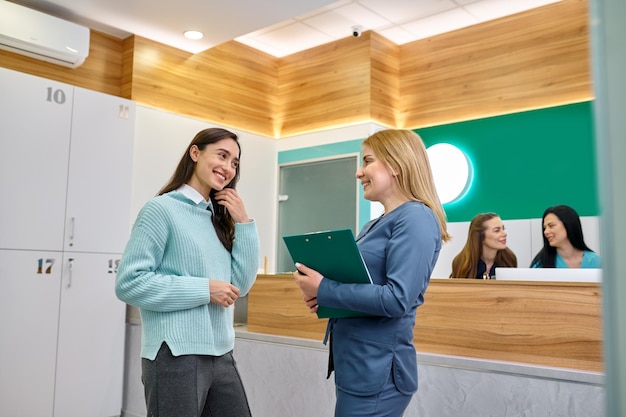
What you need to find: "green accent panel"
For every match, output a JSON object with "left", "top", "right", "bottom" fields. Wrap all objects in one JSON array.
[{"left": 417, "top": 101, "right": 599, "bottom": 222}]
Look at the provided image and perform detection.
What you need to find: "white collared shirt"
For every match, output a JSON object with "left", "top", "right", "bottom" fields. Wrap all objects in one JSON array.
[{"left": 177, "top": 183, "right": 212, "bottom": 211}]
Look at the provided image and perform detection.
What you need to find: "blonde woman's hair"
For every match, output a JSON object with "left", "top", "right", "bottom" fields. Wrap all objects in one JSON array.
[{"left": 363, "top": 129, "right": 451, "bottom": 242}]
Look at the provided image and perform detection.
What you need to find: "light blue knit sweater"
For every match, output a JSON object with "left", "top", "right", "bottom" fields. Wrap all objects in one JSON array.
[{"left": 115, "top": 191, "right": 259, "bottom": 360}]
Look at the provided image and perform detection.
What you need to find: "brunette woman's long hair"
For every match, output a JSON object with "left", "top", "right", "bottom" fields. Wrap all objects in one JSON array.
[
  {"left": 450, "top": 213, "right": 517, "bottom": 278},
  {"left": 158, "top": 128, "right": 241, "bottom": 251}
]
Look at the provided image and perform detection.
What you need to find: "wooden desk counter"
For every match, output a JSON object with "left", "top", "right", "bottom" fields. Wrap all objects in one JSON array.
[{"left": 247, "top": 275, "right": 603, "bottom": 372}]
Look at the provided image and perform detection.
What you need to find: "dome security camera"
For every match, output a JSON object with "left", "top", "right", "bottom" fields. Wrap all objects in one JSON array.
[{"left": 351, "top": 25, "right": 363, "bottom": 38}]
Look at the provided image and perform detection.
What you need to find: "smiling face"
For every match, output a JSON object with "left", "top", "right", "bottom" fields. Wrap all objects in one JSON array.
[
  {"left": 356, "top": 144, "right": 403, "bottom": 209},
  {"left": 188, "top": 137, "right": 240, "bottom": 199},
  {"left": 482, "top": 216, "right": 508, "bottom": 251},
  {"left": 543, "top": 213, "right": 569, "bottom": 248}
]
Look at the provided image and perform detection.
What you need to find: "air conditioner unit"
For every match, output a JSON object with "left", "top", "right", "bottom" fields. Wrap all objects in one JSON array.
[{"left": 0, "top": 1, "right": 90, "bottom": 68}]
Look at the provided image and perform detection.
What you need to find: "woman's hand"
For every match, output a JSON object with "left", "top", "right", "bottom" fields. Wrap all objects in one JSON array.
[
  {"left": 214, "top": 188, "right": 250, "bottom": 223},
  {"left": 209, "top": 280, "right": 240, "bottom": 308},
  {"left": 293, "top": 262, "right": 323, "bottom": 313}
]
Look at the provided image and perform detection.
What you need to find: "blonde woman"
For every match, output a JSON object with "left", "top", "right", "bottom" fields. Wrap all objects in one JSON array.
[{"left": 294, "top": 129, "right": 450, "bottom": 417}]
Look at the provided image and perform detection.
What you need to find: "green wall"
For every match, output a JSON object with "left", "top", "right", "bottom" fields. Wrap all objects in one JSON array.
[
  {"left": 278, "top": 101, "right": 599, "bottom": 226},
  {"left": 418, "top": 101, "right": 599, "bottom": 222}
]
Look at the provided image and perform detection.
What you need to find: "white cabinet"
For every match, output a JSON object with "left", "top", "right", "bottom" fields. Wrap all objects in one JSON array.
[
  {"left": 0, "top": 67, "right": 133, "bottom": 417},
  {"left": 54, "top": 252, "right": 126, "bottom": 417},
  {"left": 0, "top": 68, "right": 72, "bottom": 251},
  {"left": 0, "top": 249, "right": 61, "bottom": 417},
  {"left": 65, "top": 87, "right": 134, "bottom": 253}
]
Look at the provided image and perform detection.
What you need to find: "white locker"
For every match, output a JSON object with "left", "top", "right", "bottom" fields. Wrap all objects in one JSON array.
[
  {"left": 0, "top": 249, "right": 62, "bottom": 416},
  {"left": 0, "top": 67, "right": 133, "bottom": 417},
  {"left": 54, "top": 252, "right": 126, "bottom": 417},
  {"left": 0, "top": 67, "right": 73, "bottom": 251},
  {"left": 65, "top": 87, "right": 135, "bottom": 253}
]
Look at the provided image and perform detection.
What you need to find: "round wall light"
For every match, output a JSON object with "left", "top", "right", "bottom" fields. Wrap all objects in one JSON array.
[{"left": 426, "top": 143, "right": 472, "bottom": 204}]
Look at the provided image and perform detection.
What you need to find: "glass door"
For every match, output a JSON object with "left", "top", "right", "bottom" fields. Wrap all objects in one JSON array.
[{"left": 277, "top": 155, "right": 359, "bottom": 273}]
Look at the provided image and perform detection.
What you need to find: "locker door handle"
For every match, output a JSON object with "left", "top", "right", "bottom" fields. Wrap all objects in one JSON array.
[
  {"left": 68, "top": 217, "right": 75, "bottom": 247},
  {"left": 119, "top": 104, "right": 130, "bottom": 119},
  {"left": 67, "top": 258, "right": 75, "bottom": 288}
]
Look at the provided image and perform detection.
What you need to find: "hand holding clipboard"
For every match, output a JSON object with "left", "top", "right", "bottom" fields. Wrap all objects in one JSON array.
[{"left": 283, "top": 229, "right": 372, "bottom": 318}]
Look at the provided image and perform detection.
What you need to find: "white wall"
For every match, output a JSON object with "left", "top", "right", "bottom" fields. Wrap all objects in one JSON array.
[
  {"left": 132, "top": 106, "right": 278, "bottom": 273},
  {"left": 276, "top": 122, "right": 382, "bottom": 151}
]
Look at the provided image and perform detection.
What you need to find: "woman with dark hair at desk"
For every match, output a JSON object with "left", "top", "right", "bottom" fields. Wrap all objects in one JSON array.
[
  {"left": 531, "top": 204, "right": 601, "bottom": 268},
  {"left": 450, "top": 212, "right": 517, "bottom": 279}
]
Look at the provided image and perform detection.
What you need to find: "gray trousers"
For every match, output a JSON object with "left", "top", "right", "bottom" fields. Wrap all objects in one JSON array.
[{"left": 142, "top": 343, "right": 252, "bottom": 417}]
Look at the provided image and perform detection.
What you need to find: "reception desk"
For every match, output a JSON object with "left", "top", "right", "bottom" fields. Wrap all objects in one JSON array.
[
  {"left": 247, "top": 275, "right": 603, "bottom": 372},
  {"left": 119, "top": 275, "right": 604, "bottom": 417}
]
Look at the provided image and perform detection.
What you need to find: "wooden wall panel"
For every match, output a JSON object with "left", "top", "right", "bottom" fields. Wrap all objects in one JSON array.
[
  {"left": 0, "top": 0, "right": 592, "bottom": 137},
  {"left": 369, "top": 33, "right": 400, "bottom": 128},
  {"left": 120, "top": 36, "right": 136, "bottom": 100},
  {"left": 399, "top": 0, "right": 592, "bottom": 128},
  {"left": 0, "top": 30, "right": 124, "bottom": 96},
  {"left": 247, "top": 275, "right": 603, "bottom": 372},
  {"left": 278, "top": 35, "right": 373, "bottom": 137},
  {"left": 127, "top": 37, "right": 278, "bottom": 137},
  {"left": 248, "top": 275, "right": 327, "bottom": 340}
]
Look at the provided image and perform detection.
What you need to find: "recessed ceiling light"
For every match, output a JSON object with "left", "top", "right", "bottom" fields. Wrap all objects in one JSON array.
[{"left": 183, "top": 30, "right": 204, "bottom": 40}]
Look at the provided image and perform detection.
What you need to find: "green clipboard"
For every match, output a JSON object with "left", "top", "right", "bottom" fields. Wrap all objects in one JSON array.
[{"left": 282, "top": 228, "right": 372, "bottom": 319}]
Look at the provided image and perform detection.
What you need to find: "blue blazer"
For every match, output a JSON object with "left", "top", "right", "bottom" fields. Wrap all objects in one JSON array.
[{"left": 317, "top": 202, "right": 441, "bottom": 396}]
